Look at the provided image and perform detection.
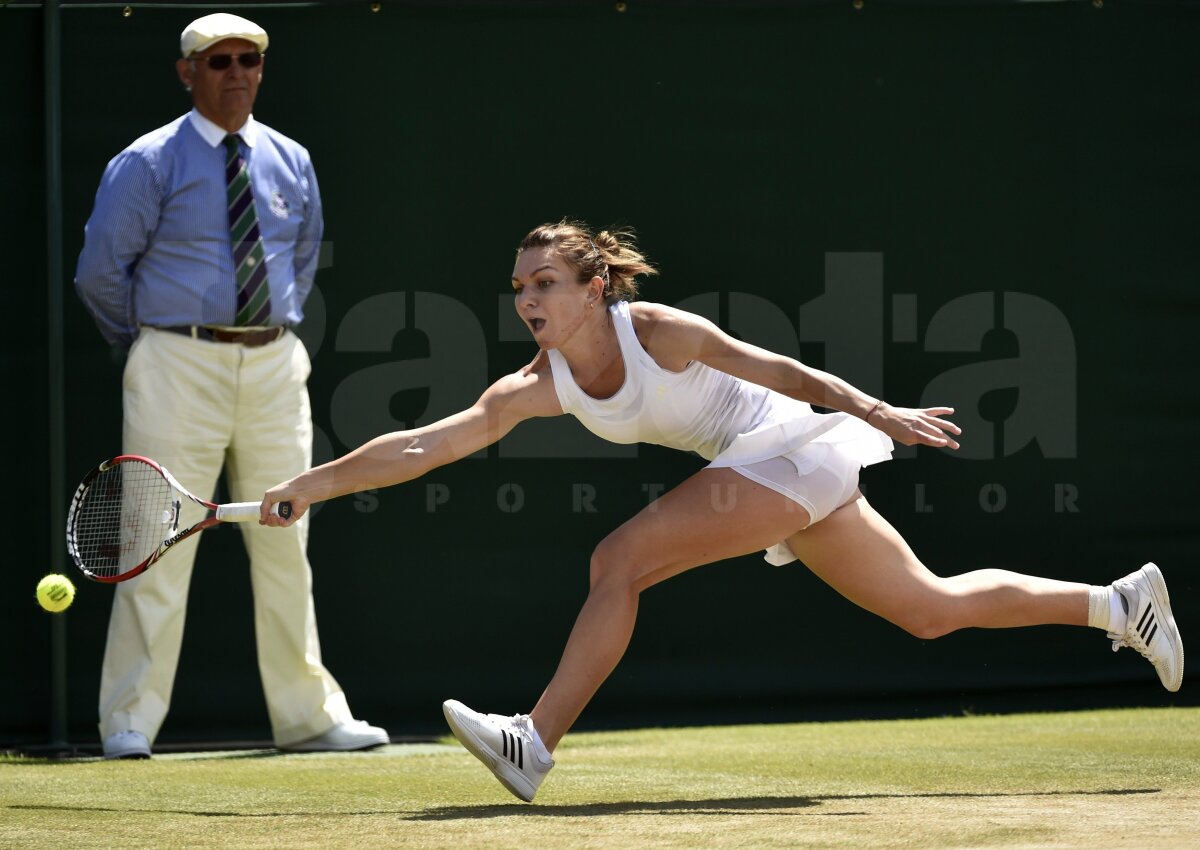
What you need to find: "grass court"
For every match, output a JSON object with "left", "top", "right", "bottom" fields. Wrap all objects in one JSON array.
[{"left": 3, "top": 707, "right": 1198, "bottom": 849}]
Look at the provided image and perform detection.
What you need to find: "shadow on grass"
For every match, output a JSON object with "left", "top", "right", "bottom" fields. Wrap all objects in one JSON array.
[
  {"left": 410, "top": 787, "right": 1160, "bottom": 820},
  {"left": 0, "top": 750, "right": 287, "bottom": 766},
  {"left": 4, "top": 745, "right": 445, "bottom": 765},
  {"left": 7, "top": 788, "right": 1159, "bottom": 820},
  {"left": 5, "top": 804, "right": 412, "bottom": 818}
]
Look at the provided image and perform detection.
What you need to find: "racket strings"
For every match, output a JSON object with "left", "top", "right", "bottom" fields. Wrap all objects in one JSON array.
[{"left": 70, "top": 462, "right": 177, "bottom": 578}]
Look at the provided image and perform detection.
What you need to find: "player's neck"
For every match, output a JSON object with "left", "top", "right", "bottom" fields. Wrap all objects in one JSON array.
[{"left": 556, "top": 310, "right": 625, "bottom": 399}]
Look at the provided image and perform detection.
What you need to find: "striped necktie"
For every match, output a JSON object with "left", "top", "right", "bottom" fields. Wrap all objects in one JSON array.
[{"left": 223, "top": 134, "right": 271, "bottom": 326}]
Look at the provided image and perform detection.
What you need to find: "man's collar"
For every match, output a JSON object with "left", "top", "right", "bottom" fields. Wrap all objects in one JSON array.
[{"left": 188, "top": 109, "right": 258, "bottom": 148}]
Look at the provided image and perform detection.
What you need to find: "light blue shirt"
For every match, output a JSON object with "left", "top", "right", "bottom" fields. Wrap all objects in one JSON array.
[{"left": 75, "top": 109, "right": 323, "bottom": 347}]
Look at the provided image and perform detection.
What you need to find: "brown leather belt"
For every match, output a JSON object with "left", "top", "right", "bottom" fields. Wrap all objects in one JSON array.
[{"left": 157, "top": 325, "right": 286, "bottom": 347}]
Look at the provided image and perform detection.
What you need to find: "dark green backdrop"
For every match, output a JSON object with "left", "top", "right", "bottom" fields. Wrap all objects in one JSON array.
[{"left": 3, "top": 0, "right": 1197, "bottom": 747}]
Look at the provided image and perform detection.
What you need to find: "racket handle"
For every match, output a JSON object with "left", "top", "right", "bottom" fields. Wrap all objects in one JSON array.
[{"left": 216, "top": 501, "right": 294, "bottom": 522}]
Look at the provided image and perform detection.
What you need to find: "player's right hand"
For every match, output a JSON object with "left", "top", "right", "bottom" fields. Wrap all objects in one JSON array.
[{"left": 260, "top": 481, "right": 308, "bottom": 527}]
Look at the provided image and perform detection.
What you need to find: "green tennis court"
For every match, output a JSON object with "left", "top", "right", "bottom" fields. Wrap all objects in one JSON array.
[{"left": 4, "top": 708, "right": 1198, "bottom": 849}]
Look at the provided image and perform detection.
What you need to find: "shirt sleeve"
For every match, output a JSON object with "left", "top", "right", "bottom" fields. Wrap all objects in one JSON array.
[
  {"left": 74, "top": 150, "right": 162, "bottom": 348},
  {"left": 292, "top": 154, "right": 324, "bottom": 308}
]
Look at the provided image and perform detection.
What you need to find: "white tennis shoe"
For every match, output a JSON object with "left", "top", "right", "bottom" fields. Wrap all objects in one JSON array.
[
  {"left": 1109, "top": 563, "right": 1184, "bottom": 692},
  {"left": 442, "top": 700, "right": 554, "bottom": 802},
  {"left": 103, "top": 729, "right": 151, "bottom": 759},
  {"left": 281, "top": 719, "right": 390, "bottom": 752}
]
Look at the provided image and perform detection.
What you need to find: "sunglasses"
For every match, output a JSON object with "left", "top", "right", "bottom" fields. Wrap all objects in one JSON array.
[{"left": 191, "top": 52, "right": 263, "bottom": 71}]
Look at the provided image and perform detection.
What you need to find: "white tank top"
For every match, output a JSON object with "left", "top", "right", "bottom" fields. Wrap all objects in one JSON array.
[{"left": 546, "top": 301, "right": 893, "bottom": 468}]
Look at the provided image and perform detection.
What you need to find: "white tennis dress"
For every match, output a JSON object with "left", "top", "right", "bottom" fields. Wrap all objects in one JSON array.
[{"left": 546, "top": 301, "right": 893, "bottom": 564}]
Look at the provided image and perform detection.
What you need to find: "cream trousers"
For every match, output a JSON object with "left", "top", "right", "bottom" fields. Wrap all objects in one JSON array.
[{"left": 98, "top": 328, "right": 353, "bottom": 747}]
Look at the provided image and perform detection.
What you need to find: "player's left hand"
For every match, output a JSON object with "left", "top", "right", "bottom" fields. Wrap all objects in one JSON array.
[{"left": 868, "top": 403, "right": 961, "bottom": 450}]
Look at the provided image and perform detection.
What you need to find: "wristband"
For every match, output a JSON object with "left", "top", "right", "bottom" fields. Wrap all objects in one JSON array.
[{"left": 865, "top": 401, "right": 884, "bottom": 423}]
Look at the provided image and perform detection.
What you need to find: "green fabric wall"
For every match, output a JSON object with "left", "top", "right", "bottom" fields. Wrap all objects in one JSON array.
[{"left": 3, "top": 1, "right": 1196, "bottom": 746}]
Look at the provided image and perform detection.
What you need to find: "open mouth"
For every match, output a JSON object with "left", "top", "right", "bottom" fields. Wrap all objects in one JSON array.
[{"left": 529, "top": 318, "right": 546, "bottom": 332}]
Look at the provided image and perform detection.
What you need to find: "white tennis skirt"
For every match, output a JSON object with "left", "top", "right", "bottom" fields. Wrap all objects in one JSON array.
[{"left": 708, "top": 412, "right": 893, "bottom": 566}]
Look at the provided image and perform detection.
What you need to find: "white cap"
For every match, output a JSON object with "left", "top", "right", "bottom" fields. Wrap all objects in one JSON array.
[{"left": 180, "top": 13, "right": 268, "bottom": 58}]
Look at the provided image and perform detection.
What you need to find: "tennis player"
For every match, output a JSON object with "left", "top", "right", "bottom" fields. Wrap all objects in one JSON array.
[{"left": 260, "top": 220, "right": 1184, "bottom": 802}]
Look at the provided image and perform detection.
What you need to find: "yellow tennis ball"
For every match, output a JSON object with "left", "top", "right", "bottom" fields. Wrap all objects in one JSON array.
[{"left": 36, "top": 574, "right": 76, "bottom": 613}]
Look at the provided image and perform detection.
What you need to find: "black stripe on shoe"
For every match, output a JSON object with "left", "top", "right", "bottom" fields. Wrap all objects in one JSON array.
[
  {"left": 500, "top": 731, "right": 521, "bottom": 765},
  {"left": 517, "top": 738, "right": 523, "bottom": 769},
  {"left": 1138, "top": 607, "right": 1154, "bottom": 634}
]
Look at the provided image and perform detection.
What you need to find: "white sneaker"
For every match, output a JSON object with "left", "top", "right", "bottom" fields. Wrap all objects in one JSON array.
[
  {"left": 103, "top": 730, "right": 150, "bottom": 760},
  {"left": 280, "top": 719, "right": 389, "bottom": 752},
  {"left": 442, "top": 699, "right": 554, "bottom": 802},
  {"left": 1110, "top": 563, "right": 1184, "bottom": 692}
]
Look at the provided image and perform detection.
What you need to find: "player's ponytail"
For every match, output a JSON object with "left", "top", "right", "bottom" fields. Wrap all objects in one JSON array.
[{"left": 518, "top": 219, "right": 658, "bottom": 302}]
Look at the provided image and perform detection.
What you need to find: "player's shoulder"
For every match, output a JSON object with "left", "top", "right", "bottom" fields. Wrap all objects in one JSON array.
[
  {"left": 484, "top": 352, "right": 561, "bottom": 416},
  {"left": 628, "top": 300, "right": 717, "bottom": 347},
  {"left": 628, "top": 300, "right": 712, "bottom": 329},
  {"left": 500, "top": 350, "right": 555, "bottom": 393}
]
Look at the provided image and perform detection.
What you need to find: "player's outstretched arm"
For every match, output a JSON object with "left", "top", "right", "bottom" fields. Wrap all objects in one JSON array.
[
  {"left": 260, "top": 355, "right": 561, "bottom": 525},
  {"left": 635, "top": 302, "right": 962, "bottom": 450}
]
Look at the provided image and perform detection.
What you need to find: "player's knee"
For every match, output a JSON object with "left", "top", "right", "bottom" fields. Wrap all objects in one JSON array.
[
  {"left": 890, "top": 579, "right": 960, "bottom": 640},
  {"left": 894, "top": 599, "right": 962, "bottom": 639},
  {"left": 896, "top": 613, "right": 955, "bottom": 641},
  {"left": 588, "top": 535, "right": 639, "bottom": 593}
]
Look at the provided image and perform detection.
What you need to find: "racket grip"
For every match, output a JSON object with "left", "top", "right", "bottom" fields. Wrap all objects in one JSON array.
[{"left": 216, "top": 501, "right": 294, "bottom": 521}]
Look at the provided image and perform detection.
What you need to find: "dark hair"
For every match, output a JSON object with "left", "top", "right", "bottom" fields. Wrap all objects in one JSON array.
[{"left": 518, "top": 219, "right": 658, "bottom": 302}]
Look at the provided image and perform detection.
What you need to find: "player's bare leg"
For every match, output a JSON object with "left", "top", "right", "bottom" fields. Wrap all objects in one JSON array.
[
  {"left": 785, "top": 494, "right": 1182, "bottom": 690},
  {"left": 446, "top": 478, "right": 1182, "bottom": 800},
  {"left": 784, "top": 493, "right": 1089, "bottom": 637},
  {"left": 529, "top": 467, "right": 813, "bottom": 751}
]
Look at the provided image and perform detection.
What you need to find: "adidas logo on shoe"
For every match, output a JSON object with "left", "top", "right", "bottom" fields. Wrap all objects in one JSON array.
[{"left": 443, "top": 700, "right": 554, "bottom": 802}]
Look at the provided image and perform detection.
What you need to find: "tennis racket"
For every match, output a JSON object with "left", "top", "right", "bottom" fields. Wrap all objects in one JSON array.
[{"left": 66, "top": 454, "right": 292, "bottom": 583}]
